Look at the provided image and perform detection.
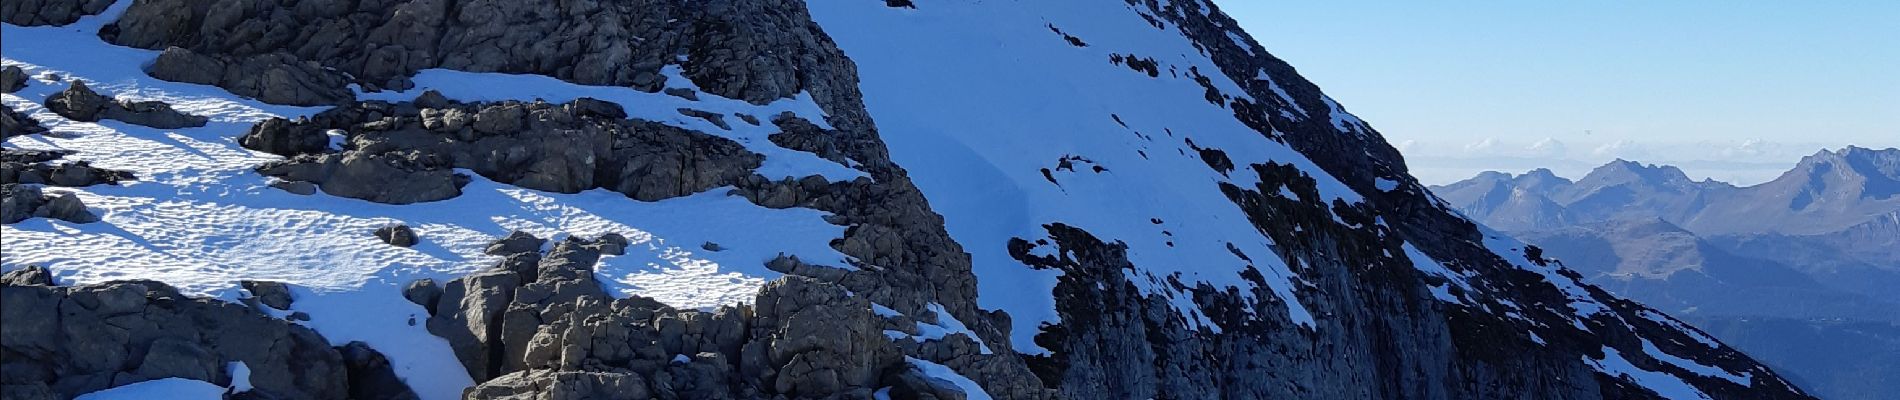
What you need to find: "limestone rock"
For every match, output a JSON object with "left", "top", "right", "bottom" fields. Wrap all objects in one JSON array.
[
  {"left": 2, "top": 105, "right": 48, "bottom": 139},
  {"left": 241, "top": 280, "right": 294, "bottom": 310},
  {"left": 0, "top": 265, "right": 56, "bottom": 286},
  {"left": 375, "top": 224, "right": 420, "bottom": 247},
  {"left": 2, "top": 65, "right": 27, "bottom": 93},
  {"left": 0, "top": 0, "right": 113, "bottom": 26},
  {"left": 0, "top": 280, "right": 360, "bottom": 399},
  {"left": 43, "top": 81, "right": 209, "bottom": 129}
]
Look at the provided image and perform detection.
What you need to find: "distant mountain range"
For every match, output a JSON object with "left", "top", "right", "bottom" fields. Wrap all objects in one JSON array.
[
  {"left": 1432, "top": 146, "right": 1900, "bottom": 400},
  {"left": 1435, "top": 146, "right": 1900, "bottom": 235}
]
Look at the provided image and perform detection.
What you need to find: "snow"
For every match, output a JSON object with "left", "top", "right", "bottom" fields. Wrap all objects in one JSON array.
[
  {"left": 1225, "top": 31, "right": 1255, "bottom": 56},
  {"left": 1375, "top": 177, "right": 1400, "bottom": 192},
  {"left": 73, "top": 378, "right": 226, "bottom": 400},
  {"left": 1401, "top": 243, "right": 1473, "bottom": 304},
  {"left": 1641, "top": 338, "right": 1751, "bottom": 386},
  {"left": 226, "top": 362, "right": 254, "bottom": 393},
  {"left": 1321, "top": 94, "right": 1368, "bottom": 135},
  {"left": 809, "top": 0, "right": 1365, "bottom": 353},
  {"left": 905, "top": 357, "right": 995, "bottom": 400},
  {"left": 1638, "top": 309, "right": 1724, "bottom": 349},
  {"left": 1584, "top": 347, "right": 1714, "bottom": 400},
  {"left": 3, "top": 7, "right": 848, "bottom": 400},
  {"left": 877, "top": 303, "right": 995, "bottom": 354}
]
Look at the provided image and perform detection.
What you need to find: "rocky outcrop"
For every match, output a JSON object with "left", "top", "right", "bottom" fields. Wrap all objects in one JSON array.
[
  {"left": 102, "top": 0, "right": 856, "bottom": 106},
  {"left": 2, "top": 65, "right": 27, "bottom": 93},
  {"left": 1, "top": 184, "right": 96, "bottom": 224},
  {"left": 3, "top": 104, "right": 50, "bottom": 139},
  {"left": 0, "top": 0, "right": 111, "bottom": 26},
  {"left": 0, "top": 277, "right": 405, "bottom": 399},
  {"left": 244, "top": 94, "right": 762, "bottom": 204},
  {"left": 43, "top": 81, "right": 209, "bottom": 129},
  {"left": 3, "top": 150, "right": 136, "bottom": 187},
  {"left": 414, "top": 231, "right": 970, "bottom": 399},
  {"left": 375, "top": 224, "right": 419, "bottom": 247},
  {"left": 138, "top": 47, "right": 356, "bottom": 107}
]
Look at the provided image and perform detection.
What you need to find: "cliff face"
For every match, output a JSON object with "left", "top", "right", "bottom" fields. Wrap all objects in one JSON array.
[{"left": 0, "top": 0, "right": 1812, "bottom": 399}]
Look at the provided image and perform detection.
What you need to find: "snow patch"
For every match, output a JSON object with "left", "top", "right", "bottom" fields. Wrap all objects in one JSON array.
[
  {"left": 1584, "top": 347, "right": 1714, "bottom": 400},
  {"left": 226, "top": 361, "right": 254, "bottom": 393},
  {"left": 74, "top": 378, "right": 226, "bottom": 400},
  {"left": 1641, "top": 338, "right": 1751, "bottom": 387},
  {"left": 904, "top": 357, "right": 995, "bottom": 400}
]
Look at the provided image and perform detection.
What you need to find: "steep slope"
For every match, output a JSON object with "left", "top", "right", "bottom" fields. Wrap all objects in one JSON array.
[{"left": 2, "top": 1, "right": 1812, "bottom": 400}]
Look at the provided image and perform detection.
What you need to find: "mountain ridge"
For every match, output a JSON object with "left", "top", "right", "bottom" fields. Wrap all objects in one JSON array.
[{"left": 3, "top": 0, "right": 1814, "bottom": 399}]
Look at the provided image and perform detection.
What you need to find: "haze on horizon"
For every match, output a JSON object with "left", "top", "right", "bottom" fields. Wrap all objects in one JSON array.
[{"left": 1224, "top": 2, "right": 1899, "bottom": 185}]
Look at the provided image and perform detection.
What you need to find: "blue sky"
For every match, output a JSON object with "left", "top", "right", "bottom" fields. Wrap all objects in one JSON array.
[{"left": 1222, "top": 2, "right": 1898, "bottom": 184}]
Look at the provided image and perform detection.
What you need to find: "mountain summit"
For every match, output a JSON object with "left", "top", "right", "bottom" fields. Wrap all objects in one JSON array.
[{"left": 3, "top": 1, "right": 1811, "bottom": 399}]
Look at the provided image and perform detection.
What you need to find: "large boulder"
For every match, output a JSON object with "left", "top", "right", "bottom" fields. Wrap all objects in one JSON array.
[
  {"left": 2, "top": 65, "right": 27, "bottom": 93},
  {"left": 1, "top": 184, "right": 97, "bottom": 224},
  {"left": 43, "top": 81, "right": 209, "bottom": 129}
]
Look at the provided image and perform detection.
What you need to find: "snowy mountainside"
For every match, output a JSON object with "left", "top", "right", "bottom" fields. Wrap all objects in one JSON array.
[{"left": 2, "top": 0, "right": 1812, "bottom": 399}]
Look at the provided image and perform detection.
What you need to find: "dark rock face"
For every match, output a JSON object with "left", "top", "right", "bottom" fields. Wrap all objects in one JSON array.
[
  {"left": 2, "top": 149, "right": 136, "bottom": 188},
  {"left": 0, "top": 0, "right": 111, "bottom": 26},
  {"left": 241, "top": 280, "right": 294, "bottom": 310},
  {"left": 0, "top": 279, "right": 346, "bottom": 399},
  {"left": 415, "top": 231, "right": 937, "bottom": 399},
  {"left": 1, "top": 184, "right": 97, "bottom": 224},
  {"left": 2, "top": 65, "right": 28, "bottom": 93},
  {"left": 339, "top": 342, "right": 421, "bottom": 400},
  {"left": 375, "top": 224, "right": 419, "bottom": 247},
  {"left": 43, "top": 81, "right": 210, "bottom": 129},
  {"left": 0, "top": 265, "right": 56, "bottom": 286},
  {"left": 242, "top": 94, "right": 762, "bottom": 204},
  {"left": 102, "top": 0, "right": 858, "bottom": 107},
  {"left": 2, "top": 104, "right": 49, "bottom": 139},
  {"left": 137, "top": 47, "right": 357, "bottom": 107}
]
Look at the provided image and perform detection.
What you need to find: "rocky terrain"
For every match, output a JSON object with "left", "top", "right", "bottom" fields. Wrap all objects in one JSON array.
[{"left": 2, "top": 0, "right": 1816, "bottom": 399}]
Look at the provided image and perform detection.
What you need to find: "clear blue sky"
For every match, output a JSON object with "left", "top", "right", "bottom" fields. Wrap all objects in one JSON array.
[{"left": 1222, "top": 2, "right": 1899, "bottom": 184}]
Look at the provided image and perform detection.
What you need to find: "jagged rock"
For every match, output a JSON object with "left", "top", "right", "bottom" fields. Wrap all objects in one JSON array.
[
  {"left": 664, "top": 88, "right": 699, "bottom": 101},
  {"left": 138, "top": 47, "right": 354, "bottom": 106},
  {"left": 678, "top": 108, "right": 730, "bottom": 130},
  {"left": 2, "top": 65, "right": 27, "bottom": 93},
  {"left": 43, "top": 81, "right": 209, "bottom": 129},
  {"left": 0, "top": 0, "right": 112, "bottom": 26},
  {"left": 249, "top": 96, "right": 761, "bottom": 204},
  {"left": 256, "top": 151, "right": 469, "bottom": 205},
  {"left": 749, "top": 276, "right": 901, "bottom": 397},
  {"left": 241, "top": 117, "right": 332, "bottom": 157},
  {"left": 702, "top": 242, "right": 725, "bottom": 252},
  {"left": 375, "top": 224, "right": 420, "bottom": 247},
  {"left": 101, "top": 0, "right": 846, "bottom": 105},
  {"left": 2, "top": 184, "right": 97, "bottom": 224},
  {"left": 241, "top": 280, "right": 294, "bottom": 310},
  {"left": 340, "top": 342, "right": 421, "bottom": 400},
  {"left": 0, "top": 265, "right": 56, "bottom": 286},
  {"left": 402, "top": 279, "right": 442, "bottom": 312},
  {"left": 2, "top": 152, "right": 136, "bottom": 187},
  {"left": 487, "top": 231, "right": 547, "bottom": 256},
  {"left": 465, "top": 370, "right": 651, "bottom": 400},
  {"left": 768, "top": 114, "right": 852, "bottom": 166},
  {"left": 3, "top": 105, "right": 49, "bottom": 139},
  {"left": 0, "top": 280, "right": 354, "bottom": 399}
]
